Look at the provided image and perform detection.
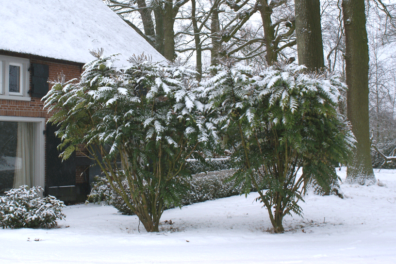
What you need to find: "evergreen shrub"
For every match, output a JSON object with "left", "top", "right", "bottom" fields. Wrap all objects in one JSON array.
[
  {"left": 0, "top": 186, "right": 65, "bottom": 228},
  {"left": 87, "top": 169, "right": 253, "bottom": 215},
  {"left": 43, "top": 53, "right": 214, "bottom": 232},
  {"left": 186, "top": 158, "right": 232, "bottom": 174},
  {"left": 203, "top": 62, "right": 354, "bottom": 233}
]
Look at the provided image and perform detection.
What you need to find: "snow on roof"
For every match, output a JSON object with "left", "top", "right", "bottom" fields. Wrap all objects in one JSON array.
[{"left": 0, "top": 0, "right": 166, "bottom": 66}]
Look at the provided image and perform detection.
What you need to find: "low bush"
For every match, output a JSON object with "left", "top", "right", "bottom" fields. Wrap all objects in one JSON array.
[
  {"left": 186, "top": 158, "right": 232, "bottom": 174},
  {"left": 0, "top": 186, "right": 66, "bottom": 229},
  {"left": 371, "top": 140, "right": 396, "bottom": 168},
  {"left": 184, "top": 170, "right": 244, "bottom": 204},
  {"left": 87, "top": 169, "right": 255, "bottom": 215}
]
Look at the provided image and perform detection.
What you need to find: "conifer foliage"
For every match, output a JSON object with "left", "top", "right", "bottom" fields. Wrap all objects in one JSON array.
[
  {"left": 43, "top": 54, "right": 213, "bottom": 232},
  {"left": 204, "top": 62, "right": 354, "bottom": 233}
]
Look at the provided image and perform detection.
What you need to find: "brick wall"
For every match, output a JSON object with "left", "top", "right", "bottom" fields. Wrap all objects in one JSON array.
[{"left": 0, "top": 55, "right": 82, "bottom": 118}]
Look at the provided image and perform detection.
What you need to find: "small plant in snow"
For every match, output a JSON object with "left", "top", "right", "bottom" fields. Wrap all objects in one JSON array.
[
  {"left": 0, "top": 186, "right": 65, "bottom": 229},
  {"left": 43, "top": 54, "right": 214, "bottom": 232},
  {"left": 204, "top": 62, "right": 354, "bottom": 233}
]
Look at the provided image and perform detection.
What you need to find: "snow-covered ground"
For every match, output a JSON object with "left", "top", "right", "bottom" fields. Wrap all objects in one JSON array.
[{"left": 1, "top": 168, "right": 396, "bottom": 264}]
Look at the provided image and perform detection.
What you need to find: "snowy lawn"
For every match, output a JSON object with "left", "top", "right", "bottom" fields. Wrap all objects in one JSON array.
[{"left": 1, "top": 168, "right": 396, "bottom": 264}]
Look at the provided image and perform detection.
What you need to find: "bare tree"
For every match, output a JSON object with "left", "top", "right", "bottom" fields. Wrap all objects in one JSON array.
[
  {"left": 256, "top": 0, "right": 296, "bottom": 65},
  {"left": 106, "top": 0, "right": 190, "bottom": 61},
  {"left": 342, "top": 0, "right": 375, "bottom": 184},
  {"left": 295, "top": 0, "right": 324, "bottom": 70}
]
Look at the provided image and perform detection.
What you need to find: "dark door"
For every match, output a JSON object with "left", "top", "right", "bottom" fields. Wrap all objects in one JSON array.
[{"left": 45, "top": 123, "right": 76, "bottom": 200}]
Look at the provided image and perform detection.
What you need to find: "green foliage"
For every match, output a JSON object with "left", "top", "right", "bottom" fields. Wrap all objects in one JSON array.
[
  {"left": 43, "top": 54, "right": 213, "bottom": 232},
  {"left": 186, "top": 158, "right": 232, "bottom": 174},
  {"left": 204, "top": 62, "right": 354, "bottom": 233},
  {"left": 0, "top": 186, "right": 65, "bottom": 229},
  {"left": 87, "top": 169, "right": 256, "bottom": 215}
]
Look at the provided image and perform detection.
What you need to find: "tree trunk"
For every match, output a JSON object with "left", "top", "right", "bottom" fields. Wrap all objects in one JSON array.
[
  {"left": 342, "top": 0, "right": 375, "bottom": 184},
  {"left": 273, "top": 208, "right": 285, "bottom": 233},
  {"left": 258, "top": 0, "right": 277, "bottom": 65},
  {"left": 164, "top": 0, "right": 175, "bottom": 61},
  {"left": 138, "top": 213, "right": 161, "bottom": 232},
  {"left": 154, "top": 7, "right": 165, "bottom": 55},
  {"left": 192, "top": 0, "right": 202, "bottom": 80},
  {"left": 137, "top": 0, "right": 156, "bottom": 44},
  {"left": 211, "top": 4, "right": 221, "bottom": 65},
  {"left": 295, "top": 0, "right": 324, "bottom": 71}
]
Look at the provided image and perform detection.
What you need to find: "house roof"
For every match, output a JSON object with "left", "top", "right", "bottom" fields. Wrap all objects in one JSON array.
[{"left": 0, "top": 0, "right": 165, "bottom": 67}]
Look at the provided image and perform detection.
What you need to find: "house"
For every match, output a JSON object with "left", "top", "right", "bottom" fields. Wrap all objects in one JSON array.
[{"left": 0, "top": 0, "right": 165, "bottom": 202}]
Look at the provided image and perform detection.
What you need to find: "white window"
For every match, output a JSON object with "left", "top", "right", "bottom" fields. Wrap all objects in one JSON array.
[{"left": 0, "top": 55, "right": 30, "bottom": 101}]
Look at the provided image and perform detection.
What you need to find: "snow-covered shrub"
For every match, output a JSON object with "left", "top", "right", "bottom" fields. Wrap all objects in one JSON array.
[
  {"left": 0, "top": 186, "right": 65, "bottom": 229},
  {"left": 186, "top": 158, "right": 232, "bottom": 174},
  {"left": 87, "top": 169, "right": 258, "bottom": 215},
  {"left": 43, "top": 53, "right": 214, "bottom": 232},
  {"left": 85, "top": 176, "right": 114, "bottom": 205},
  {"left": 87, "top": 175, "right": 133, "bottom": 215},
  {"left": 371, "top": 140, "right": 396, "bottom": 168},
  {"left": 184, "top": 170, "right": 244, "bottom": 204},
  {"left": 203, "top": 62, "right": 354, "bottom": 233}
]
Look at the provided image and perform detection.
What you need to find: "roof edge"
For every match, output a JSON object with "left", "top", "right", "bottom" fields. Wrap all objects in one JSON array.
[{"left": 0, "top": 49, "right": 85, "bottom": 66}]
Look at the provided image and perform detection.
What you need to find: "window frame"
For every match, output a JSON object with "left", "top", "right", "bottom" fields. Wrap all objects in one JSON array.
[
  {"left": 8, "top": 62, "right": 24, "bottom": 96},
  {"left": 0, "top": 55, "right": 31, "bottom": 101}
]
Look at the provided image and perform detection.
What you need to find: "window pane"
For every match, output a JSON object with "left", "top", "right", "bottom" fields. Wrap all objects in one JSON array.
[
  {"left": 0, "top": 122, "right": 18, "bottom": 193},
  {"left": 9, "top": 65, "right": 20, "bottom": 93},
  {"left": 0, "top": 121, "right": 35, "bottom": 194}
]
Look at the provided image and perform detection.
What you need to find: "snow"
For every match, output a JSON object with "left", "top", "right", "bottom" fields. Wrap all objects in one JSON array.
[
  {"left": 0, "top": 0, "right": 165, "bottom": 66},
  {"left": 1, "top": 168, "right": 396, "bottom": 263}
]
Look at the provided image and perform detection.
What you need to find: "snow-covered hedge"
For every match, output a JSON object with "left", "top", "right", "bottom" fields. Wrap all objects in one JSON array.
[
  {"left": 0, "top": 186, "right": 65, "bottom": 229},
  {"left": 186, "top": 158, "right": 232, "bottom": 174},
  {"left": 87, "top": 169, "right": 255, "bottom": 215},
  {"left": 183, "top": 170, "right": 244, "bottom": 204}
]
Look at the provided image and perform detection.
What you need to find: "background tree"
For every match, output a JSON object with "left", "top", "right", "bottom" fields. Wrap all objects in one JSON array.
[
  {"left": 295, "top": 0, "right": 324, "bottom": 70},
  {"left": 257, "top": 0, "right": 296, "bottom": 65},
  {"left": 177, "top": 0, "right": 263, "bottom": 66},
  {"left": 106, "top": 0, "right": 190, "bottom": 61},
  {"left": 106, "top": 0, "right": 297, "bottom": 69},
  {"left": 321, "top": 0, "right": 345, "bottom": 74},
  {"left": 363, "top": 1, "right": 396, "bottom": 167},
  {"left": 342, "top": 0, "right": 375, "bottom": 183}
]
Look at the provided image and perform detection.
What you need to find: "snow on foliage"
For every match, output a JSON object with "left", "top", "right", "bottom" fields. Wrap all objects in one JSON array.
[
  {"left": 43, "top": 53, "right": 214, "bottom": 232},
  {"left": 42, "top": 52, "right": 355, "bottom": 233},
  {"left": 0, "top": 186, "right": 65, "bottom": 229},
  {"left": 202, "top": 62, "right": 354, "bottom": 233}
]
